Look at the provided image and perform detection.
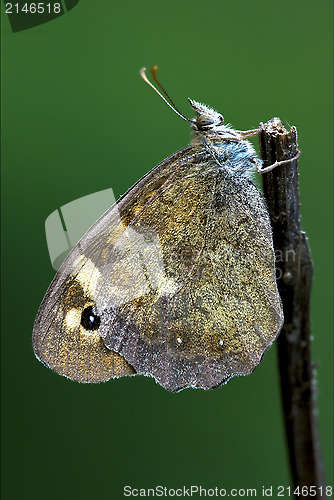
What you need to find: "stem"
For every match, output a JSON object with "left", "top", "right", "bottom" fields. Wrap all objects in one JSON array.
[{"left": 259, "top": 119, "right": 325, "bottom": 495}]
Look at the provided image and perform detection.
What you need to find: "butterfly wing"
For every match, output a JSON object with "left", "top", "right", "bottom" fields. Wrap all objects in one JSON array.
[
  {"left": 32, "top": 147, "right": 195, "bottom": 383},
  {"left": 99, "top": 149, "right": 283, "bottom": 391},
  {"left": 33, "top": 146, "right": 283, "bottom": 390},
  {"left": 32, "top": 265, "right": 135, "bottom": 383}
]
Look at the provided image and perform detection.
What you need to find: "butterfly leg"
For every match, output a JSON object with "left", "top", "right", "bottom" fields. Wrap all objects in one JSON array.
[
  {"left": 235, "top": 128, "right": 260, "bottom": 138},
  {"left": 256, "top": 150, "right": 301, "bottom": 174},
  {"left": 203, "top": 136, "right": 224, "bottom": 166}
]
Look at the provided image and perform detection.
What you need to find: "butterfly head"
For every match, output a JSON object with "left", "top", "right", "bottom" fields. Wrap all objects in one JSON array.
[
  {"left": 188, "top": 98, "right": 242, "bottom": 144},
  {"left": 188, "top": 99, "right": 225, "bottom": 131}
]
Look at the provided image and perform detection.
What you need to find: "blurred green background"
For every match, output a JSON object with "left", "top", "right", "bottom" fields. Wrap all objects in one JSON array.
[{"left": 2, "top": 1, "right": 333, "bottom": 498}]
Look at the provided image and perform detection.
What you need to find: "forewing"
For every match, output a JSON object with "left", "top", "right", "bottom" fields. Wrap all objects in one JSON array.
[{"left": 32, "top": 148, "right": 196, "bottom": 382}]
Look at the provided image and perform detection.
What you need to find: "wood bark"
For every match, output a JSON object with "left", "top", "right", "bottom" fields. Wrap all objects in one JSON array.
[{"left": 259, "top": 119, "right": 325, "bottom": 496}]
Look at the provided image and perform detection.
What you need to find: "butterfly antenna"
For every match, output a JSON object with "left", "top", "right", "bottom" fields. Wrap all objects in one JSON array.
[
  {"left": 151, "top": 66, "right": 184, "bottom": 115},
  {"left": 140, "top": 67, "right": 192, "bottom": 122}
]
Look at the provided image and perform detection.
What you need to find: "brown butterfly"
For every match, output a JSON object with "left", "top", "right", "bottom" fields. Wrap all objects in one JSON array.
[{"left": 32, "top": 67, "right": 284, "bottom": 392}]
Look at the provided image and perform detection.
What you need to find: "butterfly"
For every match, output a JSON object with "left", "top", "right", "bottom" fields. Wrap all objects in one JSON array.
[{"left": 32, "top": 67, "right": 284, "bottom": 392}]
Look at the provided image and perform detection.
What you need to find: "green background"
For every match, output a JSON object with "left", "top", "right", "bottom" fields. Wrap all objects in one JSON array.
[{"left": 2, "top": 1, "right": 333, "bottom": 498}]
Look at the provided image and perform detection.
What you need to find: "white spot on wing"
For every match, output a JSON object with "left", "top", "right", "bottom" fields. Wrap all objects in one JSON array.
[
  {"left": 76, "top": 258, "right": 101, "bottom": 297},
  {"left": 65, "top": 308, "right": 81, "bottom": 329}
]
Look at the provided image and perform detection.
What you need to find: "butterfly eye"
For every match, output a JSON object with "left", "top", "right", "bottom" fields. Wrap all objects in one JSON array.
[
  {"left": 81, "top": 305, "right": 101, "bottom": 331},
  {"left": 197, "top": 115, "right": 215, "bottom": 128}
]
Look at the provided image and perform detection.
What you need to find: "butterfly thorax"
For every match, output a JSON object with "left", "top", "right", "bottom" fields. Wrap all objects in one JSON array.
[{"left": 188, "top": 99, "right": 260, "bottom": 177}]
